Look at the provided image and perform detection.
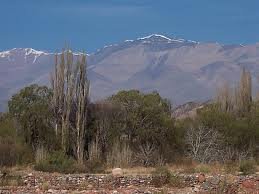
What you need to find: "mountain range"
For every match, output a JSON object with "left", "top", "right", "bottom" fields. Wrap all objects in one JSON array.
[{"left": 1, "top": 34, "right": 259, "bottom": 111}]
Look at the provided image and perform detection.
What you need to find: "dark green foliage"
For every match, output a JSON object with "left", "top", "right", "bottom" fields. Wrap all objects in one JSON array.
[
  {"left": 2, "top": 80, "right": 259, "bottom": 170},
  {"left": 0, "top": 136, "right": 33, "bottom": 166},
  {"left": 87, "top": 101, "right": 125, "bottom": 157},
  {"left": 196, "top": 104, "right": 258, "bottom": 159},
  {"left": 0, "top": 114, "right": 17, "bottom": 137},
  {"left": 109, "top": 90, "right": 172, "bottom": 138},
  {"left": 8, "top": 84, "right": 57, "bottom": 150},
  {"left": 0, "top": 114, "right": 33, "bottom": 166},
  {"left": 109, "top": 90, "right": 182, "bottom": 164}
]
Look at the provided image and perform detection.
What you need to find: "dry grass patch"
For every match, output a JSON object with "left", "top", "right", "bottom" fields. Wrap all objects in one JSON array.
[
  {"left": 194, "top": 164, "right": 210, "bottom": 173},
  {"left": 0, "top": 172, "right": 23, "bottom": 187},
  {"left": 239, "top": 160, "right": 256, "bottom": 175},
  {"left": 169, "top": 162, "right": 196, "bottom": 174},
  {"left": 224, "top": 161, "right": 239, "bottom": 174},
  {"left": 119, "top": 161, "right": 226, "bottom": 176},
  {"left": 167, "top": 160, "right": 224, "bottom": 175}
]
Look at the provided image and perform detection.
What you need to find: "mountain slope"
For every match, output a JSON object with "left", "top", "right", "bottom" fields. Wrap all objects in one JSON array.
[{"left": 0, "top": 34, "right": 259, "bottom": 111}]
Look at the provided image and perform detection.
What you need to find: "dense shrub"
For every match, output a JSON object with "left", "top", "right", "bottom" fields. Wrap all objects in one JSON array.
[
  {"left": 85, "top": 159, "right": 105, "bottom": 173},
  {"left": 8, "top": 84, "right": 56, "bottom": 151},
  {"left": 151, "top": 166, "right": 172, "bottom": 187},
  {"left": 109, "top": 90, "right": 183, "bottom": 165},
  {"left": 34, "top": 151, "right": 86, "bottom": 173},
  {"left": 0, "top": 138, "right": 17, "bottom": 166},
  {"left": 0, "top": 115, "right": 33, "bottom": 166},
  {"left": 1, "top": 78, "right": 259, "bottom": 170},
  {"left": 0, "top": 144, "right": 33, "bottom": 167}
]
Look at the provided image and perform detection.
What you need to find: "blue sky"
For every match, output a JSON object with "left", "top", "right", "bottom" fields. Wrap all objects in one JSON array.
[{"left": 1, "top": 0, "right": 258, "bottom": 52}]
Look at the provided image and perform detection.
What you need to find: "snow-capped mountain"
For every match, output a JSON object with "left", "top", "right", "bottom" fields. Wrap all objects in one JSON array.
[{"left": 1, "top": 34, "right": 259, "bottom": 111}]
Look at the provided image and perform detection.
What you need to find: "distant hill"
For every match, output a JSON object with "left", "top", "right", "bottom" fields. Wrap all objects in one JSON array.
[
  {"left": 173, "top": 101, "right": 212, "bottom": 119},
  {"left": 1, "top": 34, "right": 259, "bottom": 111}
]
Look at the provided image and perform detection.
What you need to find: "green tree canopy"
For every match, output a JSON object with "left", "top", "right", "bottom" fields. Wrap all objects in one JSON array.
[
  {"left": 8, "top": 84, "right": 56, "bottom": 150},
  {"left": 109, "top": 90, "right": 182, "bottom": 162}
]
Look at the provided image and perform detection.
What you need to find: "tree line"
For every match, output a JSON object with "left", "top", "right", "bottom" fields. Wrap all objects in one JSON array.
[{"left": 0, "top": 50, "right": 258, "bottom": 172}]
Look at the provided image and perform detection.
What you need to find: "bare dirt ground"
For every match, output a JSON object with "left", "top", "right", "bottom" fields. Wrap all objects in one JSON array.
[{"left": 0, "top": 167, "right": 258, "bottom": 194}]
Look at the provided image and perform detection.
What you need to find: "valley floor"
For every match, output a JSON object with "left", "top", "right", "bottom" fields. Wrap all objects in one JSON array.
[{"left": 0, "top": 167, "right": 258, "bottom": 194}]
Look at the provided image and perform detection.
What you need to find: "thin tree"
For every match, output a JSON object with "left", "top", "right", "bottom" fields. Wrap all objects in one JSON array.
[
  {"left": 51, "top": 49, "right": 89, "bottom": 163},
  {"left": 75, "top": 55, "right": 90, "bottom": 164},
  {"left": 235, "top": 68, "right": 252, "bottom": 116},
  {"left": 51, "top": 51, "right": 75, "bottom": 153},
  {"left": 216, "top": 81, "right": 234, "bottom": 112}
]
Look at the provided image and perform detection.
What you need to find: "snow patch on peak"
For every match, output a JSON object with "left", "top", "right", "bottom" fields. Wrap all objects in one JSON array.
[
  {"left": 74, "top": 52, "right": 89, "bottom": 56},
  {"left": 137, "top": 34, "right": 198, "bottom": 44},
  {"left": 0, "top": 50, "right": 11, "bottom": 58},
  {"left": 22, "top": 48, "right": 47, "bottom": 63},
  {"left": 0, "top": 48, "right": 49, "bottom": 63},
  {"left": 3, "top": 48, "right": 48, "bottom": 56},
  {"left": 103, "top": 44, "right": 114, "bottom": 49},
  {"left": 125, "top": 40, "right": 134, "bottom": 42},
  {"left": 188, "top": 40, "right": 199, "bottom": 44},
  {"left": 138, "top": 34, "right": 172, "bottom": 41},
  {"left": 24, "top": 48, "right": 45, "bottom": 56}
]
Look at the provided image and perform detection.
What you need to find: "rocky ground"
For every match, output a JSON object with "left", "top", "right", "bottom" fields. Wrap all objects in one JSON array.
[{"left": 0, "top": 170, "right": 258, "bottom": 194}]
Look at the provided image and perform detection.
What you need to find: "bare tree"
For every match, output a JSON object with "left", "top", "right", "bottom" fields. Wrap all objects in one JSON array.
[
  {"left": 92, "top": 101, "right": 114, "bottom": 155},
  {"left": 91, "top": 100, "right": 126, "bottom": 157},
  {"left": 51, "top": 51, "right": 76, "bottom": 153},
  {"left": 216, "top": 81, "right": 234, "bottom": 112},
  {"left": 221, "top": 146, "right": 251, "bottom": 162},
  {"left": 107, "top": 140, "right": 133, "bottom": 168},
  {"left": 216, "top": 68, "right": 252, "bottom": 116},
  {"left": 185, "top": 126, "right": 220, "bottom": 163},
  {"left": 135, "top": 142, "right": 157, "bottom": 166},
  {"left": 51, "top": 49, "right": 89, "bottom": 163},
  {"left": 234, "top": 68, "right": 252, "bottom": 115},
  {"left": 88, "top": 137, "right": 101, "bottom": 162},
  {"left": 75, "top": 55, "right": 89, "bottom": 164}
]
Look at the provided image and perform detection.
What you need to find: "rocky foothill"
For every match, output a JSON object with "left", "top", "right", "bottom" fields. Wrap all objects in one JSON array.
[{"left": 0, "top": 169, "right": 258, "bottom": 194}]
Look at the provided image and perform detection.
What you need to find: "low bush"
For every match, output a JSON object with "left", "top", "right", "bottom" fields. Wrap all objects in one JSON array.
[
  {"left": 41, "top": 181, "right": 50, "bottom": 191},
  {"left": 34, "top": 150, "right": 86, "bottom": 173},
  {"left": 151, "top": 166, "right": 184, "bottom": 188},
  {"left": 0, "top": 137, "right": 33, "bottom": 167},
  {"left": 239, "top": 160, "right": 256, "bottom": 175},
  {"left": 151, "top": 166, "right": 171, "bottom": 187},
  {"left": 85, "top": 159, "right": 105, "bottom": 173},
  {"left": 0, "top": 170, "right": 23, "bottom": 187},
  {"left": 168, "top": 174, "right": 185, "bottom": 188},
  {"left": 209, "top": 177, "right": 229, "bottom": 194},
  {"left": 0, "top": 115, "right": 33, "bottom": 167}
]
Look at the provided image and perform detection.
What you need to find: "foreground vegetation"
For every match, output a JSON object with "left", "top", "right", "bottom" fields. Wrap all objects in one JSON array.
[{"left": 0, "top": 50, "right": 258, "bottom": 175}]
